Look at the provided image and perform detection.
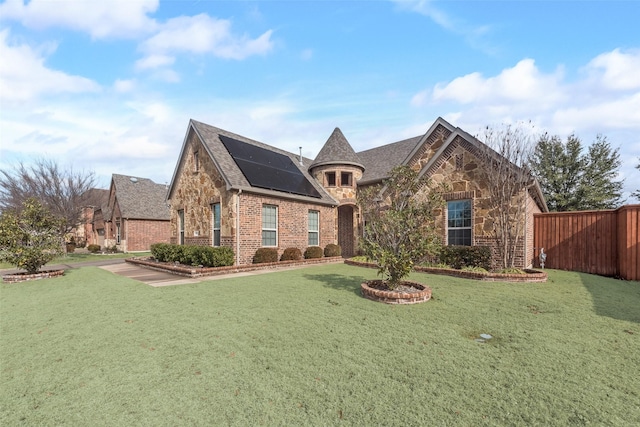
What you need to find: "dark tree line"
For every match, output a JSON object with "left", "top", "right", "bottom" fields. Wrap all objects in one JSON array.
[{"left": 529, "top": 133, "right": 624, "bottom": 211}]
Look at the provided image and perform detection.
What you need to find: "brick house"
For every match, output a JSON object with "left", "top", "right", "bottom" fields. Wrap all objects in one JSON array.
[
  {"left": 74, "top": 188, "right": 109, "bottom": 247},
  {"left": 167, "top": 117, "right": 548, "bottom": 268},
  {"left": 92, "top": 174, "right": 171, "bottom": 252}
]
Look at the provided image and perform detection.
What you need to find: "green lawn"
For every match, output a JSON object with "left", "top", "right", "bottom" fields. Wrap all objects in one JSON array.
[
  {"left": 0, "top": 252, "right": 151, "bottom": 270},
  {"left": 1, "top": 264, "right": 638, "bottom": 426}
]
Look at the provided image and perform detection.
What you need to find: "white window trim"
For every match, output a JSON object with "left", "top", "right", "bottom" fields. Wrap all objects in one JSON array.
[
  {"left": 211, "top": 203, "right": 221, "bottom": 247},
  {"left": 262, "top": 205, "right": 278, "bottom": 247},
  {"left": 446, "top": 199, "right": 472, "bottom": 246},
  {"left": 308, "top": 210, "right": 319, "bottom": 246}
]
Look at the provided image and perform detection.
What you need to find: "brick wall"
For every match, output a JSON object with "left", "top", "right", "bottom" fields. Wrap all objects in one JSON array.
[
  {"left": 168, "top": 129, "right": 337, "bottom": 265},
  {"left": 123, "top": 219, "right": 171, "bottom": 252},
  {"left": 237, "top": 192, "right": 336, "bottom": 265}
]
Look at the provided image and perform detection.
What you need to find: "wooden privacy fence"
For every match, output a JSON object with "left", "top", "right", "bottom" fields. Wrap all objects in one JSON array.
[{"left": 533, "top": 205, "right": 640, "bottom": 281}]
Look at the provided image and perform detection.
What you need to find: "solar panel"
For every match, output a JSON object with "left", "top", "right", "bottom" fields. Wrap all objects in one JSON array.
[{"left": 220, "top": 135, "right": 322, "bottom": 198}]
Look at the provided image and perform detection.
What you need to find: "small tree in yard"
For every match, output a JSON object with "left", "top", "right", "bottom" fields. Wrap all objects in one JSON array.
[
  {"left": 358, "top": 165, "right": 445, "bottom": 290},
  {"left": 477, "top": 124, "right": 537, "bottom": 270},
  {"left": 0, "top": 198, "right": 64, "bottom": 274}
]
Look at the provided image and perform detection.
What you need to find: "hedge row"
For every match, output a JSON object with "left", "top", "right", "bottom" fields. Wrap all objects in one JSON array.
[
  {"left": 439, "top": 245, "right": 492, "bottom": 270},
  {"left": 253, "top": 244, "right": 342, "bottom": 264},
  {"left": 150, "top": 243, "right": 235, "bottom": 268}
]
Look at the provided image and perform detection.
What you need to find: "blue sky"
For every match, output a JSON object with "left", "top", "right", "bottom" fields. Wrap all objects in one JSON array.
[{"left": 1, "top": 0, "right": 639, "bottom": 200}]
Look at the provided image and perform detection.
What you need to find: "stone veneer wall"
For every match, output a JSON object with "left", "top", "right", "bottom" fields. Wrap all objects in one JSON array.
[
  {"left": 310, "top": 164, "right": 363, "bottom": 254},
  {"left": 408, "top": 131, "right": 533, "bottom": 270},
  {"left": 169, "top": 129, "right": 234, "bottom": 250},
  {"left": 169, "top": 129, "right": 337, "bottom": 265}
]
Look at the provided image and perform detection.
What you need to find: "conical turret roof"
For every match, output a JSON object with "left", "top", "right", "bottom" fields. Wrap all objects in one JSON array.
[{"left": 309, "top": 127, "right": 364, "bottom": 171}]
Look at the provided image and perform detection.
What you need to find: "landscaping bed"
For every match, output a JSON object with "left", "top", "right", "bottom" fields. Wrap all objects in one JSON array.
[
  {"left": 2, "top": 269, "right": 65, "bottom": 283},
  {"left": 126, "top": 256, "right": 344, "bottom": 278},
  {"left": 345, "top": 258, "right": 548, "bottom": 282}
]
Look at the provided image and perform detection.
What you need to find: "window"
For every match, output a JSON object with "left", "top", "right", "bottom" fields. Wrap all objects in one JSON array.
[
  {"left": 325, "top": 171, "right": 336, "bottom": 186},
  {"left": 308, "top": 210, "right": 319, "bottom": 246},
  {"left": 447, "top": 200, "right": 472, "bottom": 246},
  {"left": 193, "top": 151, "right": 200, "bottom": 172},
  {"left": 178, "top": 209, "right": 185, "bottom": 245},
  {"left": 262, "top": 205, "right": 278, "bottom": 247},
  {"left": 116, "top": 221, "right": 121, "bottom": 244},
  {"left": 211, "top": 203, "right": 221, "bottom": 246},
  {"left": 340, "top": 171, "right": 352, "bottom": 187}
]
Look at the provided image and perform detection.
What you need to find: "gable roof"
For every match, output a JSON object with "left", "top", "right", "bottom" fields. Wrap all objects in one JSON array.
[
  {"left": 357, "top": 136, "right": 422, "bottom": 184},
  {"left": 355, "top": 117, "right": 548, "bottom": 212},
  {"left": 412, "top": 118, "right": 548, "bottom": 212},
  {"left": 309, "top": 127, "right": 364, "bottom": 170},
  {"left": 167, "top": 120, "right": 337, "bottom": 206},
  {"left": 110, "top": 174, "right": 169, "bottom": 220},
  {"left": 80, "top": 188, "right": 109, "bottom": 210}
]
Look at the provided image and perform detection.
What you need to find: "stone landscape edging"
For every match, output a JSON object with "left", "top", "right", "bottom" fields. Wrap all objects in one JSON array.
[
  {"left": 361, "top": 280, "right": 432, "bottom": 304},
  {"left": 126, "top": 256, "right": 344, "bottom": 278},
  {"left": 344, "top": 259, "right": 548, "bottom": 282},
  {"left": 2, "top": 269, "right": 65, "bottom": 283}
]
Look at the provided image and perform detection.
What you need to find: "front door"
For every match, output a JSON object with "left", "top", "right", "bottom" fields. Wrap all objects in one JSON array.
[{"left": 338, "top": 205, "right": 354, "bottom": 257}]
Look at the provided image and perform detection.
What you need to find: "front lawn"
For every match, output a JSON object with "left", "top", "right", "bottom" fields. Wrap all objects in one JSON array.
[
  {"left": 1, "top": 264, "right": 638, "bottom": 426},
  {"left": 0, "top": 252, "right": 151, "bottom": 270}
]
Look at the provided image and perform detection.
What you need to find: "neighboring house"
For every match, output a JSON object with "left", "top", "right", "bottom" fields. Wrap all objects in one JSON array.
[
  {"left": 167, "top": 117, "right": 548, "bottom": 268},
  {"left": 74, "top": 188, "right": 109, "bottom": 246},
  {"left": 92, "top": 174, "right": 171, "bottom": 252}
]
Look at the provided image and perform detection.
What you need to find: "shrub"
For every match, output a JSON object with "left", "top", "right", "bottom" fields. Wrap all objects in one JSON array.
[
  {"left": 304, "top": 246, "right": 323, "bottom": 259},
  {"left": 280, "top": 247, "right": 302, "bottom": 261},
  {"left": 150, "top": 243, "right": 172, "bottom": 262},
  {"left": 439, "top": 246, "right": 492, "bottom": 271},
  {"left": 323, "top": 244, "right": 341, "bottom": 257},
  {"left": 253, "top": 248, "right": 278, "bottom": 264},
  {"left": 151, "top": 243, "right": 234, "bottom": 267},
  {"left": 358, "top": 165, "right": 445, "bottom": 289},
  {"left": 0, "top": 198, "right": 64, "bottom": 274},
  {"left": 87, "top": 244, "right": 101, "bottom": 253}
]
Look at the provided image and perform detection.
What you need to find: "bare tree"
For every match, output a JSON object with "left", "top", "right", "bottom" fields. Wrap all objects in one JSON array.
[
  {"left": 0, "top": 158, "right": 98, "bottom": 234},
  {"left": 477, "top": 124, "right": 537, "bottom": 270}
]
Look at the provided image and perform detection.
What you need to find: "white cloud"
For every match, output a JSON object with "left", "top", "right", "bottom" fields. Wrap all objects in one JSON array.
[
  {"left": 585, "top": 48, "right": 640, "bottom": 91},
  {"left": 432, "top": 59, "right": 565, "bottom": 106},
  {"left": 113, "top": 79, "right": 136, "bottom": 93},
  {"left": 392, "top": 0, "right": 494, "bottom": 53},
  {"left": 139, "top": 13, "right": 274, "bottom": 64},
  {"left": 0, "top": 0, "right": 159, "bottom": 39},
  {"left": 135, "top": 54, "right": 175, "bottom": 71},
  {"left": 0, "top": 29, "right": 100, "bottom": 102},
  {"left": 409, "top": 48, "right": 640, "bottom": 199}
]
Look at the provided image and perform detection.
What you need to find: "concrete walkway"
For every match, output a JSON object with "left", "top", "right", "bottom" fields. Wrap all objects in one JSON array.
[
  {"left": 99, "top": 262, "right": 317, "bottom": 287},
  {"left": 3, "top": 257, "right": 340, "bottom": 287}
]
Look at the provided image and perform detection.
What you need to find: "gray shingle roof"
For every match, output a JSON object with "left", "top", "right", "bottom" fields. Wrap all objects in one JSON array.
[
  {"left": 309, "top": 127, "right": 364, "bottom": 170},
  {"left": 357, "top": 136, "right": 422, "bottom": 184},
  {"left": 111, "top": 174, "right": 169, "bottom": 220},
  {"left": 190, "top": 120, "right": 337, "bottom": 205}
]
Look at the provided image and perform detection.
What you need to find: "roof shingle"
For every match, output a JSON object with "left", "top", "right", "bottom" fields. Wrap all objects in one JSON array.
[{"left": 111, "top": 174, "right": 169, "bottom": 220}]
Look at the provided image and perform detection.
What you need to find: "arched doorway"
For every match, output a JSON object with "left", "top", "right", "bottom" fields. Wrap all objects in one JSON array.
[{"left": 338, "top": 205, "right": 355, "bottom": 257}]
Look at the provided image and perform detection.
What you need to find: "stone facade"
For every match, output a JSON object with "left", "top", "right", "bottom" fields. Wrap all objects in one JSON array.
[
  {"left": 167, "top": 118, "right": 547, "bottom": 269},
  {"left": 169, "top": 130, "right": 233, "bottom": 247},
  {"left": 168, "top": 128, "right": 337, "bottom": 265}
]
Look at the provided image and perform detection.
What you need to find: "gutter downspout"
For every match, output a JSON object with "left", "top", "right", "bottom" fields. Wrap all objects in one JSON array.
[{"left": 236, "top": 189, "right": 242, "bottom": 266}]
